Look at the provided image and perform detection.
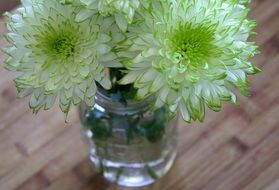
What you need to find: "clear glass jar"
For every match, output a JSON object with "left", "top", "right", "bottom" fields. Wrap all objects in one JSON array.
[{"left": 79, "top": 92, "right": 178, "bottom": 187}]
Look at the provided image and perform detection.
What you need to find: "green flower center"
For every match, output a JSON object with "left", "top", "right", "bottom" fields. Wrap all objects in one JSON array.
[
  {"left": 50, "top": 36, "right": 75, "bottom": 58},
  {"left": 171, "top": 22, "right": 217, "bottom": 71}
]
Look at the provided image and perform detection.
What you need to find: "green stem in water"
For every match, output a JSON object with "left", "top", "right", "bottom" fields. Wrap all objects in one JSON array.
[
  {"left": 145, "top": 165, "right": 158, "bottom": 180},
  {"left": 115, "top": 167, "right": 124, "bottom": 183}
]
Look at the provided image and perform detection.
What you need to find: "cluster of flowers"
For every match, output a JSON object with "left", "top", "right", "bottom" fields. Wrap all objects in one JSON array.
[{"left": 2, "top": 0, "right": 259, "bottom": 122}]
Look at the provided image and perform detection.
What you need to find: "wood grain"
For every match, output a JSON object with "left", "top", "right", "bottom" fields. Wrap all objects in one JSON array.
[{"left": 0, "top": 0, "right": 279, "bottom": 189}]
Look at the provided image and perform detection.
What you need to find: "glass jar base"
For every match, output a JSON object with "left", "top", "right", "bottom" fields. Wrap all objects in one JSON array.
[{"left": 89, "top": 151, "right": 177, "bottom": 187}]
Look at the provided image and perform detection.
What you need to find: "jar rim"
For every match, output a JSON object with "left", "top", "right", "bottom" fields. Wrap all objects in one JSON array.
[{"left": 90, "top": 90, "right": 156, "bottom": 114}]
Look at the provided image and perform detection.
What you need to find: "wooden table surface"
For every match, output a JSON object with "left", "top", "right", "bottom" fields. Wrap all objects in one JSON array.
[{"left": 0, "top": 0, "right": 279, "bottom": 190}]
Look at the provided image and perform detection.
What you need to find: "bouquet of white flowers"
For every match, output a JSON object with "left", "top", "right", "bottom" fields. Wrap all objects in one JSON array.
[{"left": 1, "top": 0, "right": 259, "bottom": 122}]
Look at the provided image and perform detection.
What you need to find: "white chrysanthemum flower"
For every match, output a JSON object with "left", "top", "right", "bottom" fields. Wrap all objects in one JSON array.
[
  {"left": 2, "top": 0, "right": 122, "bottom": 116},
  {"left": 119, "top": 0, "right": 260, "bottom": 122},
  {"left": 76, "top": 0, "right": 149, "bottom": 31}
]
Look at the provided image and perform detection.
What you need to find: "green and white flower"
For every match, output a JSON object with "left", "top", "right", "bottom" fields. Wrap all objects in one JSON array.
[
  {"left": 2, "top": 0, "right": 121, "bottom": 116},
  {"left": 119, "top": 0, "right": 260, "bottom": 122},
  {"left": 76, "top": 0, "right": 149, "bottom": 31}
]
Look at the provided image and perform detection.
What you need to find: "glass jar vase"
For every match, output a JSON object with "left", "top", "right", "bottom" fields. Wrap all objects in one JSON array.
[{"left": 79, "top": 92, "right": 178, "bottom": 187}]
